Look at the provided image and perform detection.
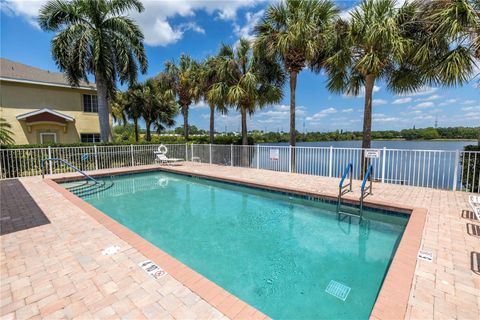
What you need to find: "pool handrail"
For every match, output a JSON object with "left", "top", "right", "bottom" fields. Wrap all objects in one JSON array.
[
  {"left": 359, "top": 164, "right": 374, "bottom": 220},
  {"left": 41, "top": 158, "right": 99, "bottom": 183},
  {"left": 337, "top": 163, "right": 353, "bottom": 214}
]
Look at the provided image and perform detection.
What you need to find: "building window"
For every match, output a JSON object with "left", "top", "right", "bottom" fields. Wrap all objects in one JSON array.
[
  {"left": 83, "top": 94, "right": 98, "bottom": 112},
  {"left": 81, "top": 133, "right": 101, "bottom": 143}
]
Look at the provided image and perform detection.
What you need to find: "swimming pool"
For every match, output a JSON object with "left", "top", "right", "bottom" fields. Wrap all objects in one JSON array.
[{"left": 63, "top": 171, "right": 408, "bottom": 319}]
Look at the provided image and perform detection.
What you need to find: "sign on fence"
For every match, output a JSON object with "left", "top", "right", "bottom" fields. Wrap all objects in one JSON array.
[
  {"left": 364, "top": 149, "right": 380, "bottom": 159},
  {"left": 270, "top": 149, "right": 279, "bottom": 160}
]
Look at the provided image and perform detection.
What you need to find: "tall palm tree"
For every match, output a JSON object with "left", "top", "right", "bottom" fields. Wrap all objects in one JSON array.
[
  {"left": 164, "top": 55, "right": 201, "bottom": 140},
  {"left": 254, "top": 0, "right": 338, "bottom": 150},
  {"left": 213, "top": 39, "right": 285, "bottom": 146},
  {"left": 129, "top": 78, "right": 178, "bottom": 141},
  {"left": 322, "top": 0, "right": 422, "bottom": 154},
  {"left": 0, "top": 118, "right": 14, "bottom": 145},
  {"left": 38, "top": 0, "right": 148, "bottom": 142},
  {"left": 200, "top": 55, "right": 229, "bottom": 143}
]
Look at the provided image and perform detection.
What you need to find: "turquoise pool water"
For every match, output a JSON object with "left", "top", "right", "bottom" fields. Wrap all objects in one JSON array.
[{"left": 63, "top": 171, "right": 408, "bottom": 319}]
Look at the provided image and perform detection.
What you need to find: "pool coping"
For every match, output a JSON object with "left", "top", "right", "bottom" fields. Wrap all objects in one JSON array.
[{"left": 46, "top": 165, "right": 427, "bottom": 320}]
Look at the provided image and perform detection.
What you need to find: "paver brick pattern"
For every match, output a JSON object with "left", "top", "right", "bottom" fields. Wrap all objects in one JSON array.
[
  {"left": 0, "top": 180, "right": 50, "bottom": 236},
  {"left": 1, "top": 163, "right": 479, "bottom": 319}
]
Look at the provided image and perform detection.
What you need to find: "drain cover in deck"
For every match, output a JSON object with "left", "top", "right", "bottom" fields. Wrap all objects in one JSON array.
[{"left": 325, "top": 280, "right": 351, "bottom": 301}]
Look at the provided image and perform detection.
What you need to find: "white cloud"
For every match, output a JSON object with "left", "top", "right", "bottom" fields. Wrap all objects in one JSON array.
[
  {"left": 373, "top": 113, "right": 399, "bottom": 123},
  {"left": 462, "top": 100, "right": 478, "bottom": 105},
  {"left": 414, "top": 102, "right": 435, "bottom": 109},
  {"left": 392, "top": 97, "right": 412, "bottom": 104},
  {"left": 233, "top": 9, "right": 264, "bottom": 41},
  {"left": 416, "top": 94, "right": 441, "bottom": 102},
  {"left": 461, "top": 106, "right": 480, "bottom": 111},
  {"left": 191, "top": 100, "right": 208, "bottom": 109},
  {"left": 398, "top": 86, "right": 438, "bottom": 97},
  {"left": 373, "top": 99, "right": 387, "bottom": 106},
  {"left": 438, "top": 99, "right": 458, "bottom": 107},
  {"left": 2, "top": 0, "right": 261, "bottom": 46},
  {"left": 342, "top": 108, "right": 354, "bottom": 113},
  {"left": 306, "top": 108, "right": 337, "bottom": 121},
  {"left": 343, "top": 85, "right": 380, "bottom": 98}
]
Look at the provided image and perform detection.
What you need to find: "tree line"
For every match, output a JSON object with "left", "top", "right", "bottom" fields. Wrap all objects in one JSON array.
[
  {"left": 112, "top": 124, "right": 479, "bottom": 144},
  {"left": 37, "top": 0, "right": 479, "bottom": 152}
]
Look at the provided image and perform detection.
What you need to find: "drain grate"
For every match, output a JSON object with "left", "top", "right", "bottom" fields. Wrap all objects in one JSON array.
[{"left": 325, "top": 280, "right": 351, "bottom": 301}]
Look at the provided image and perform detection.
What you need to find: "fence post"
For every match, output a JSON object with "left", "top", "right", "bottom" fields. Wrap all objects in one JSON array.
[
  {"left": 48, "top": 146, "right": 53, "bottom": 175},
  {"left": 230, "top": 144, "right": 233, "bottom": 167},
  {"left": 452, "top": 150, "right": 460, "bottom": 191},
  {"left": 185, "top": 143, "right": 188, "bottom": 161},
  {"left": 328, "top": 146, "right": 333, "bottom": 177},
  {"left": 130, "top": 145, "right": 134, "bottom": 166},
  {"left": 209, "top": 144, "right": 212, "bottom": 164},
  {"left": 94, "top": 145, "right": 99, "bottom": 170},
  {"left": 256, "top": 144, "right": 260, "bottom": 169},
  {"left": 288, "top": 145, "right": 292, "bottom": 173},
  {"left": 381, "top": 147, "right": 386, "bottom": 183},
  {"left": 191, "top": 144, "right": 194, "bottom": 161}
]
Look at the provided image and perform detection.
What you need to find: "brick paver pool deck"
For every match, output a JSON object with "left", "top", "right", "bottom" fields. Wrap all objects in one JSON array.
[{"left": 1, "top": 163, "right": 479, "bottom": 319}]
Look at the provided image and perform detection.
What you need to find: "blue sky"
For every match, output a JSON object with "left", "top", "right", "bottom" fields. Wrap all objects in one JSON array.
[{"left": 1, "top": 0, "right": 479, "bottom": 133}]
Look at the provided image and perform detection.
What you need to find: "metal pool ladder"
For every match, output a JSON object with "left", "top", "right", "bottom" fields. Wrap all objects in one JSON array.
[
  {"left": 359, "top": 164, "right": 374, "bottom": 220},
  {"left": 337, "top": 163, "right": 353, "bottom": 215},
  {"left": 41, "top": 158, "right": 99, "bottom": 183},
  {"left": 337, "top": 163, "right": 374, "bottom": 221}
]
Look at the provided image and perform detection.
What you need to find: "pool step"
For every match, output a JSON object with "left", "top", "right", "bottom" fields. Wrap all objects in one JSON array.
[{"left": 337, "top": 204, "right": 361, "bottom": 217}]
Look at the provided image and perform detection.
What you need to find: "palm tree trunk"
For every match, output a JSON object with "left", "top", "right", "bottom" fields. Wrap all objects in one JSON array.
[
  {"left": 183, "top": 106, "right": 189, "bottom": 140},
  {"left": 134, "top": 118, "right": 139, "bottom": 142},
  {"left": 95, "top": 72, "right": 111, "bottom": 142},
  {"left": 240, "top": 107, "right": 248, "bottom": 166},
  {"left": 289, "top": 71, "right": 297, "bottom": 173},
  {"left": 241, "top": 107, "right": 248, "bottom": 146},
  {"left": 209, "top": 104, "right": 215, "bottom": 144},
  {"left": 145, "top": 120, "right": 151, "bottom": 141},
  {"left": 362, "top": 75, "right": 375, "bottom": 149},
  {"left": 361, "top": 74, "right": 375, "bottom": 176}
]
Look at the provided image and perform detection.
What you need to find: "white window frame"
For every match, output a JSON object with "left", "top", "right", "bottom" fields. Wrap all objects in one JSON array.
[{"left": 40, "top": 132, "right": 57, "bottom": 144}]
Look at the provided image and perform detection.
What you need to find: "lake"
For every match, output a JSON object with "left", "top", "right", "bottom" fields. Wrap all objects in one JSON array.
[{"left": 265, "top": 140, "right": 476, "bottom": 151}]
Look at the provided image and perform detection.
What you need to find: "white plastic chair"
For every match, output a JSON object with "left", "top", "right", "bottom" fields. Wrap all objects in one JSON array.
[
  {"left": 469, "top": 195, "right": 480, "bottom": 220},
  {"left": 154, "top": 145, "right": 183, "bottom": 165}
]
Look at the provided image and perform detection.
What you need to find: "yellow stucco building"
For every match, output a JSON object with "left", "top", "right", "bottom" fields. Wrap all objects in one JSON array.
[{"left": 0, "top": 58, "right": 109, "bottom": 145}]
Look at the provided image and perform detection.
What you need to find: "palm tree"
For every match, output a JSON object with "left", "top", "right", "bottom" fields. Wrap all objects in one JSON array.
[
  {"left": 414, "top": 0, "right": 479, "bottom": 86},
  {"left": 164, "top": 55, "right": 201, "bottom": 140},
  {"left": 322, "top": 0, "right": 423, "bottom": 155},
  {"left": 200, "top": 55, "right": 229, "bottom": 144},
  {"left": 129, "top": 78, "right": 178, "bottom": 141},
  {"left": 38, "top": 0, "right": 148, "bottom": 142},
  {"left": 111, "top": 91, "right": 128, "bottom": 126},
  {"left": 213, "top": 39, "right": 285, "bottom": 146},
  {"left": 123, "top": 87, "right": 142, "bottom": 142},
  {"left": 0, "top": 118, "right": 14, "bottom": 145},
  {"left": 254, "top": 0, "right": 338, "bottom": 150}
]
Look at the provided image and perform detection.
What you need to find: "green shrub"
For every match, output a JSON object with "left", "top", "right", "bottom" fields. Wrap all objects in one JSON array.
[{"left": 461, "top": 144, "right": 480, "bottom": 191}]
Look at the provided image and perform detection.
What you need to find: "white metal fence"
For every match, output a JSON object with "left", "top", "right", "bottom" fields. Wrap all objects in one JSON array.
[{"left": 1, "top": 144, "right": 478, "bottom": 192}]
